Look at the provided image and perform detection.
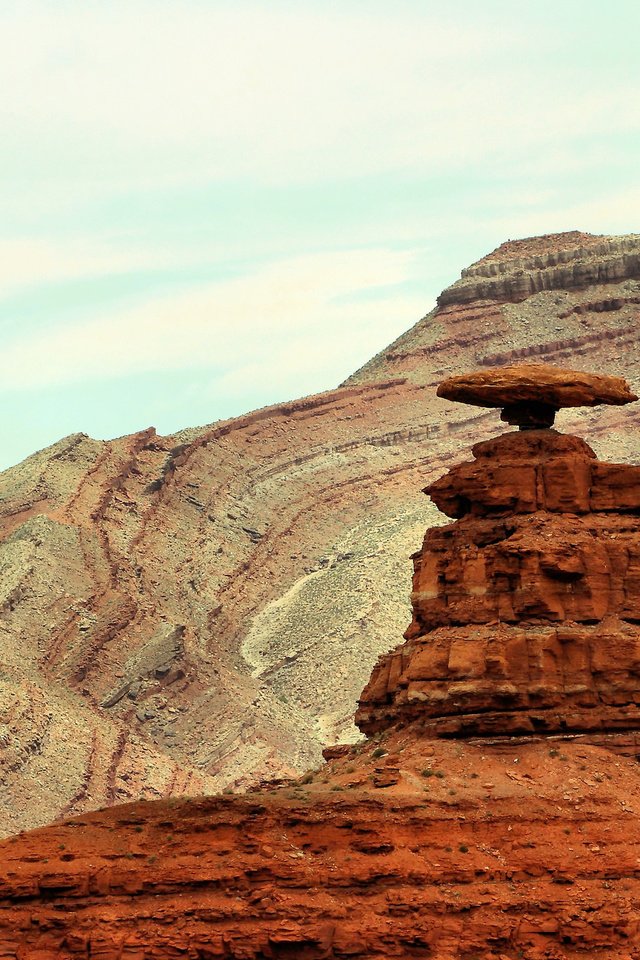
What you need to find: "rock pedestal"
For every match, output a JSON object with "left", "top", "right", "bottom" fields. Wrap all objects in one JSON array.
[{"left": 357, "top": 365, "right": 640, "bottom": 742}]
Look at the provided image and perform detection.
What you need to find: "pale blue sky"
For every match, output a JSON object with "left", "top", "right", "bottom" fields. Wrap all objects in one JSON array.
[{"left": 2, "top": 0, "right": 639, "bottom": 470}]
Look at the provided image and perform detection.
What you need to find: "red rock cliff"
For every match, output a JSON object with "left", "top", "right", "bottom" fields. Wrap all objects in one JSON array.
[
  {"left": 3, "top": 364, "right": 640, "bottom": 958},
  {"left": 358, "top": 366, "right": 640, "bottom": 743}
]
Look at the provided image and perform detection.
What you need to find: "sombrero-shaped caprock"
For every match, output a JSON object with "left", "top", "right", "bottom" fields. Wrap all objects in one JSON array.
[{"left": 437, "top": 363, "right": 638, "bottom": 429}]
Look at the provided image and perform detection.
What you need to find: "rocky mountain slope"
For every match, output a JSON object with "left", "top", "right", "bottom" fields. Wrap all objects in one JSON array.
[
  {"left": 3, "top": 363, "right": 640, "bottom": 958},
  {"left": 2, "top": 230, "right": 640, "bottom": 836}
]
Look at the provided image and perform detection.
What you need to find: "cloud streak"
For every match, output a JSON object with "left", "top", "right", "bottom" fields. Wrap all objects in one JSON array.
[
  {"left": 2, "top": 2, "right": 637, "bottom": 190},
  {"left": 0, "top": 247, "right": 425, "bottom": 391}
]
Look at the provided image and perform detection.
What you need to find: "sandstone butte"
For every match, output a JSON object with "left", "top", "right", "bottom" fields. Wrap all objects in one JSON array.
[
  {"left": 3, "top": 363, "right": 640, "bottom": 958},
  {"left": 2, "top": 230, "right": 640, "bottom": 839}
]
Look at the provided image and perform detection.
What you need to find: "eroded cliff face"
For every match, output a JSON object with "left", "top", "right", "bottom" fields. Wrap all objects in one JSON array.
[
  {"left": 357, "top": 429, "right": 640, "bottom": 740},
  {"left": 2, "top": 231, "right": 640, "bottom": 836},
  {"left": 3, "top": 734, "right": 640, "bottom": 959},
  {"left": 439, "top": 232, "right": 640, "bottom": 306},
  {"left": 3, "top": 364, "right": 640, "bottom": 957}
]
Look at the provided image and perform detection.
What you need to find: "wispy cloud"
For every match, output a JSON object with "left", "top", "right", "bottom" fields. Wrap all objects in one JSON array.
[
  {"left": 0, "top": 247, "right": 424, "bottom": 391},
  {"left": 2, "top": 3, "right": 637, "bottom": 190},
  {"left": 0, "top": 238, "right": 188, "bottom": 296},
  {"left": 1, "top": 1, "right": 639, "bottom": 471}
]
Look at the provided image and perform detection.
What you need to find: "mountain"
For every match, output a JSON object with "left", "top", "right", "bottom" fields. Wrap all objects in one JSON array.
[
  {"left": 3, "top": 361, "right": 640, "bottom": 957},
  {"left": 2, "top": 230, "right": 640, "bottom": 836}
]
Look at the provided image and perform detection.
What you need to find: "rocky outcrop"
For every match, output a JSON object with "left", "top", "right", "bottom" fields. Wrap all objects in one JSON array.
[
  {"left": 437, "top": 363, "right": 637, "bottom": 410},
  {"left": 357, "top": 370, "right": 640, "bottom": 743},
  {"left": 438, "top": 232, "right": 640, "bottom": 305},
  {"left": 4, "top": 365, "right": 640, "bottom": 957},
  {"left": 437, "top": 363, "right": 637, "bottom": 429},
  {"left": 4, "top": 734, "right": 640, "bottom": 959},
  {"left": 2, "top": 231, "right": 640, "bottom": 837}
]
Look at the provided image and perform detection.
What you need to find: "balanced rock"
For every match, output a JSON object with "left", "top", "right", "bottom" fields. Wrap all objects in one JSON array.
[
  {"left": 437, "top": 363, "right": 638, "bottom": 429},
  {"left": 3, "top": 231, "right": 640, "bottom": 841},
  {"left": 358, "top": 365, "right": 640, "bottom": 742}
]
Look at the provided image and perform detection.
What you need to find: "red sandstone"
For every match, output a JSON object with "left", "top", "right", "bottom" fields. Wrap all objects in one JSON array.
[
  {"left": 437, "top": 363, "right": 638, "bottom": 410},
  {"left": 3, "top": 363, "right": 640, "bottom": 957}
]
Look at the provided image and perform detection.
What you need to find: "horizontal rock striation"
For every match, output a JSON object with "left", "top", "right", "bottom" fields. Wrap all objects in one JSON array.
[
  {"left": 427, "top": 431, "right": 640, "bottom": 516},
  {"left": 438, "top": 233, "right": 640, "bottom": 306},
  {"left": 3, "top": 734, "right": 640, "bottom": 959},
  {"left": 357, "top": 374, "right": 640, "bottom": 742}
]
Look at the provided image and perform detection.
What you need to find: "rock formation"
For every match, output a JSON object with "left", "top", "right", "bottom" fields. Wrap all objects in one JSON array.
[
  {"left": 436, "top": 363, "right": 637, "bottom": 428},
  {"left": 3, "top": 364, "right": 640, "bottom": 958},
  {"left": 437, "top": 232, "right": 640, "bottom": 306},
  {"left": 358, "top": 365, "right": 640, "bottom": 745},
  {"left": 2, "top": 231, "right": 640, "bottom": 837}
]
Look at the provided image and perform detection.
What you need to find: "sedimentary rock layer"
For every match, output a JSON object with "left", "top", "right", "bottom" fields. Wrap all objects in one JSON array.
[
  {"left": 357, "top": 415, "right": 640, "bottom": 741},
  {"left": 2, "top": 231, "right": 640, "bottom": 835},
  {"left": 2, "top": 731, "right": 640, "bottom": 959},
  {"left": 438, "top": 232, "right": 640, "bottom": 305},
  {"left": 437, "top": 363, "right": 638, "bottom": 409}
]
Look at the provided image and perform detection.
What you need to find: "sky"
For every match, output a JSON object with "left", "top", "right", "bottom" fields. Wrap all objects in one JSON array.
[{"left": 2, "top": 0, "right": 640, "bottom": 471}]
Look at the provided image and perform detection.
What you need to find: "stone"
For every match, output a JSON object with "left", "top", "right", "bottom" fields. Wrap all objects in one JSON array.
[
  {"left": 4, "top": 232, "right": 640, "bottom": 841},
  {"left": 437, "top": 363, "right": 637, "bottom": 430},
  {"left": 357, "top": 365, "right": 640, "bottom": 741},
  {"left": 436, "top": 231, "right": 640, "bottom": 305}
]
